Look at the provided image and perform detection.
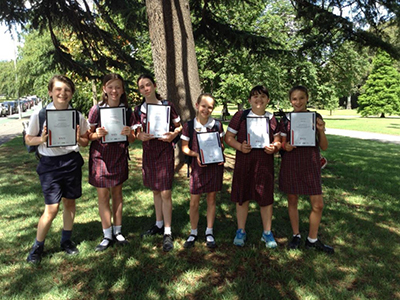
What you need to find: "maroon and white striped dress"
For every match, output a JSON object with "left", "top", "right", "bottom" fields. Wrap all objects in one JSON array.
[
  {"left": 88, "top": 105, "right": 134, "bottom": 188},
  {"left": 133, "top": 100, "right": 181, "bottom": 191},
  {"left": 227, "top": 110, "right": 279, "bottom": 207},
  {"left": 279, "top": 112, "right": 322, "bottom": 195},
  {"left": 181, "top": 117, "right": 224, "bottom": 194}
]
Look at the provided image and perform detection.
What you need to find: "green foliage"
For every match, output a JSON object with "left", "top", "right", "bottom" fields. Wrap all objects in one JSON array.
[{"left": 357, "top": 50, "right": 400, "bottom": 117}]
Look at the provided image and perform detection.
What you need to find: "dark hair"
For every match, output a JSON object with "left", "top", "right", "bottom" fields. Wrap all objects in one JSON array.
[
  {"left": 289, "top": 85, "right": 309, "bottom": 99},
  {"left": 48, "top": 75, "right": 75, "bottom": 94},
  {"left": 100, "top": 73, "right": 128, "bottom": 107},
  {"left": 196, "top": 93, "right": 215, "bottom": 106},
  {"left": 136, "top": 74, "right": 162, "bottom": 101},
  {"left": 249, "top": 85, "right": 269, "bottom": 99}
]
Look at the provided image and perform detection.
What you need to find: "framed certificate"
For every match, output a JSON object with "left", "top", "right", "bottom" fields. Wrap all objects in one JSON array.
[
  {"left": 99, "top": 107, "right": 127, "bottom": 144},
  {"left": 197, "top": 132, "right": 224, "bottom": 165},
  {"left": 246, "top": 116, "right": 270, "bottom": 148},
  {"left": 290, "top": 112, "right": 316, "bottom": 146},
  {"left": 46, "top": 109, "right": 77, "bottom": 147},
  {"left": 146, "top": 103, "right": 170, "bottom": 138}
]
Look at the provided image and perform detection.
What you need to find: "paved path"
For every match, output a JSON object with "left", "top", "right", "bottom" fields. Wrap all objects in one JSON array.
[{"left": 325, "top": 128, "right": 400, "bottom": 144}]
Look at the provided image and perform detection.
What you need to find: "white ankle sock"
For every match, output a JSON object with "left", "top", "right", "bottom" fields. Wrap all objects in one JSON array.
[
  {"left": 205, "top": 228, "right": 214, "bottom": 242},
  {"left": 307, "top": 237, "right": 318, "bottom": 243},
  {"left": 103, "top": 227, "right": 112, "bottom": 240},
  {"left": 164, "top": 226, "right": 171, "bottom": 235}
]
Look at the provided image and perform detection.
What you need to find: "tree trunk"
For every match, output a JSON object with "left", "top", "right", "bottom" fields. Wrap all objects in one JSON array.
[
  {"left": 145, "top": 0, "right": 200, "bottom": 122},
  {"left": 146, "top": 0, "right": 201, "bottom": 167},
  {"left": 92, "top": 79, "right": 98, "bottom": 106},
  {"left": 346, "top": 95, "right": 352, "bottom": 109}
]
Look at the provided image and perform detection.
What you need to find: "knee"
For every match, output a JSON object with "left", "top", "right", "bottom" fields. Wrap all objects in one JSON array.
[
  {"left": 287, "top": 195, "right": 298, "bottom": 207},
  {"left": 311, "top": 197, "right": 324, "bottom": 212},
  {"left": 63, "top": 199, "right": 76, "bottom": 211},
  {"left": 161, "top": 190, "right": 172, "bottom": 202}
]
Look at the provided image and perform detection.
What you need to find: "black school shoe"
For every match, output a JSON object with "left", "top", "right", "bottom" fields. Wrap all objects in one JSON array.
[
  {"left": 183, "top": 234, "right": 198, "bottom": 249},
  {"left": 287, "top": 236, "right": 302, "bottom": 250},
  {"left": 141, "top": 225, "right": 164, "bottom": 238},
  {"left": 114, "top": 233, "right": 129, "bottom": 246},
  {"left": 205, "top": 234, "right": 217, "bottom": 249},
  {"left": 27, "top": 244, "right": 44, "bottom": 264},
  {"left": 305, "top": 239, "right": 334, "bottom": 254},
  {"left": 61, "top": 240, "right": 79, "bottom": 255},
  {"left": 95, "top": 238, "right": 114, "bottom": 252},
  {"left": 163, "top": 234, "right": 174, "bottom": 252}
]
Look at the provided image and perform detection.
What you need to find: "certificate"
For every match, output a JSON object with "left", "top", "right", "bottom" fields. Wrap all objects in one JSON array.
[
  {"left": 100, "top": 107, "right": 127, "bottom": 143},
  {"left": 146, "top": 103, "right": 170, "bottom": 138},
  {"left": 290, "top": 112, "right": 316, "bottom": 146},
  {"left": 46, "top": 109, "right": 77, "bottom": 147},
  {"left": 197, "top": 132, "right": 224, "bottom": 165},
  {"left": 246, "top": 116, "right": 270, "bottom": 148}
]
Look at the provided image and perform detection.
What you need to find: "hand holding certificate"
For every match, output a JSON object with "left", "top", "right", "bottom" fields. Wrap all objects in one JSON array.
[
  {"left": 197, "top": 132, "right": 224, "bottom": 165},
  {"left": 290, "top": 112, "right": 316, "bottom": 146},
  {"left": 246, "top": 116, "right": 270, "bottom": 148},
  {"left": 146, "top": 104, "right": 170, "bottom": 138},
  {"left": 99, "top": 107, "right": 127, "bottom": 143},
  {"left": 46, "top": 109, "right": 77, "bottom": 147}
]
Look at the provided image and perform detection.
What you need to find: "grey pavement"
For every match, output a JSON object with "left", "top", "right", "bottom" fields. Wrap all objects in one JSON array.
[{"left": 325, "top": 128, "right": 400, "bottom": 145}]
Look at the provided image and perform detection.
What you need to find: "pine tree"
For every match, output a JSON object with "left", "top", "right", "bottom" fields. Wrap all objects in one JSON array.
[{"left": 358, "top": 50, "right": 400, "bottom": 117}]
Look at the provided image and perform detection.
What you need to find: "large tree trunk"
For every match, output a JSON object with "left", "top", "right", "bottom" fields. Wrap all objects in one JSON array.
[
  {"left": 146, "top": 0, "right": 201, "bottom": 167},
  {"left": 346, "top": 95, "right": 352, "bottom": 109}
]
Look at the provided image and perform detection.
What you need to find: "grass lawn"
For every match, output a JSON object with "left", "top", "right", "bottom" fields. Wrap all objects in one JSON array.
[{"left": 1, "top": 132, "right": 400, "bottom": 299}]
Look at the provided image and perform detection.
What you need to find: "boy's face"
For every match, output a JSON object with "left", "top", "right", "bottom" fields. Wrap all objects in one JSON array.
[
  {"left": 290, "top": 90, "right": 308, "bottom": 112},
  {"left": 48, "top": 80, "right": 73, "bottom": 108},
  {"left": 249, "top": 92, "right": 270, "bottom": 111}
]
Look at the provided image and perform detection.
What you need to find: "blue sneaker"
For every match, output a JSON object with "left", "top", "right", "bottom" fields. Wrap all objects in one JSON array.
[
  {"left": 261, "top": 231, "right": 277, "bottom": 248},
  {"left": 233, "top": 229, "right": 247, "bottom": 247}
]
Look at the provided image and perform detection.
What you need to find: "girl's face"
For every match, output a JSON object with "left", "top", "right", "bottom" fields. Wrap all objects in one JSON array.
[
  {"left": 290, "top": 90, "right": 308, "bottom": 112},
  {"left": 138, "top": 78, "right": 157, "bottom": 98},
  {"left": 103, "top": 79, "right": 124, "bottom": 105},
  {"left": 249, "top": 92, "right": 270, "bottom": 111},
  {"left": 196, "top": 96, "right": 214, "bottom": 119},
  {"left": 48, "top": 80, "right": 73, "bottom": 108}
]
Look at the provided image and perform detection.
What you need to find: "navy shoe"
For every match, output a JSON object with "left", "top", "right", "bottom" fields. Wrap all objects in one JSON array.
[
  {"left": 305, "top": 239, "right": 334, "bottom": 254},
  {"left": 27, "top": 244, "right": 44, "bottom": 264},
  {"left": 61, "top": 240, "right": 79, "bottom": 255},
  {"left": 288, "top": 235, "right": 302, "bottom": 250}
]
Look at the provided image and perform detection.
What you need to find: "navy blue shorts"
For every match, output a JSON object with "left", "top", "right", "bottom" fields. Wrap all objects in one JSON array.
[{"left": 37, "top": 152, "right": 84, "bottom": 205}]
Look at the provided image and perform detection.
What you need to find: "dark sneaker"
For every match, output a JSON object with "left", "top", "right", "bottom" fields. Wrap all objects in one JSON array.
[
  {"left": 183, "top": 234, "right": 197, "bottom": 249},
  {"left": 288, "top": 235, "right": 302, "bottom": 250},
  {"left": 305, "top": 239, "right": 334, "bottom": 254},
  {"left": 114, "top": 233, "right": 129, "bottom": 246},
  {"left": 141, "top": 225, "right": 164, "bottom": 238},
  {"left": 163, "top": 234, "right": 174, "bottom": 252},
  {"left": 27, "top": 244, "right": 44, "bottom": 264},
  {"left": 95, "top": 238, "right": 113, "bottom": 252},
  {"left": 61, "top": 240, "right": 79, "bottom": 255}
]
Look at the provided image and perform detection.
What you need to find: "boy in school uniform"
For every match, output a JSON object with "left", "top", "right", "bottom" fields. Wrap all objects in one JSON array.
[{"left": 25, "top": 75, "right": 90, "bottom": 264}]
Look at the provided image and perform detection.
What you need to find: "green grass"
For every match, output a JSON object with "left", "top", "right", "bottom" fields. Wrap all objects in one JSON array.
[{"left": 1, "top": 130, "right": 400, "bottom": 299}]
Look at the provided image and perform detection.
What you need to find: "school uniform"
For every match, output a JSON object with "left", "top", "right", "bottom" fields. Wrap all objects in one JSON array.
[
  {"left": 279, "top": 112, "right": 322, "bottom": 195},
  {"left": 133, "top": 100, "right": 181, "bottom": 191},
  {"left": 26, "top": 103, "right": 90, "bottom": 204},
  {"left": 227, "top": 110, "right": 279, "bottom": 207},
  {"left": 88, "top": 104, "right": 134, "bottom": 188},
  {"left": 181, "top": 117, "right": 224, "bottom": 194}
]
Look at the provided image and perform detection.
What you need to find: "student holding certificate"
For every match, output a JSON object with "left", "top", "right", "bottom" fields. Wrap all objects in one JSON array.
[
  {"left": 87, "top": 73, "right": 135, "bottom": 252},
  {"left": 181, "top": 94, "right": 224, "bottom": 249},
  {"left": 225, "top": 86, "right": 281, "bottom": 248},
  {"left": 279, "top": 86, "right": 333, "bottom": 254},
  {"left": 134, "top": 74, "right": 182, "bottom": 252},
  {"left": 26, "top": 75, "right": 90, "bottom": 264}
]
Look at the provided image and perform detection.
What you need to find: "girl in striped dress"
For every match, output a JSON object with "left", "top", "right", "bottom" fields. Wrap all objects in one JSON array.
[
  {"left": 134, "top": 74, "right": 182, "bottom": 252},
  {"left": 225, "top": 85, "right": 281, "bottom": 248},
  {"left": 279, "top": 85, "right": 333, "bottom": 253},
  {"left": 181, "top": 93, "right": 224, "bottom": 249},
  {"left": 88, "top": 73, "right": 136, "bottom": 252}
]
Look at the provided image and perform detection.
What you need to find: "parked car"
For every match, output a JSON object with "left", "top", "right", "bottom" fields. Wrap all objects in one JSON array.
[
  {"left": 0, "top": 103, "right": 7, "bottom": 117},
  {"left": 3, "top": 101, "right": 18, "bottom": 114}
]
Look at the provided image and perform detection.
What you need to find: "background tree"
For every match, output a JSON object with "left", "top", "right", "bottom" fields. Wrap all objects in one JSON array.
[{"left": 357, "top": 50, "right": 400, "bottom": 117}]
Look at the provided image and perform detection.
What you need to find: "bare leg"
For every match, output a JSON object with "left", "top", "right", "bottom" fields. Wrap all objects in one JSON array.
[
  {"left": 288, "top": 194, "right": 300, "bottom": 234},
  {"left": 62, "top": 198, "right": 76, "bottom": 231},
  {"left": 97, "top": 188, "right": 112, "bottom": 229},
  {"left": 160, "top": 190, "right": 172, "bottom": 228},
  {"left": 308, "top": 195, "right": 324, "bottom": 239},
  {"left": 236, "top": 201, "right": 249, "bottom": 231},
  {"left": 36, "top": 203, "right": 60, "bottom": 242},
  {"left": 111, "top": 184, "right": 123, "bottom": 226},
  {"left": 189, "top": 194, "right": 201, "bottom": 230},
  {"left": 153, "top": 190, "right": 163, "bottom": 222},
  {"left": 206, "top": 192, "right": 217, "bottom": 229},
  {"left": 260, "top": 204, "right": 273, "bottom": 232}
]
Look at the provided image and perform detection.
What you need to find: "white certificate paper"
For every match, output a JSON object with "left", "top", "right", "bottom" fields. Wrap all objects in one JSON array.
[
  {"left": 246, "top": 116, "right": 270, "bottom": 148},
  {"left": 197, "top": 132, "right": 224, "bottom": 165},
  {"left": 290, "top": 112, "right": 316, "bottom": 146},
  {"left": 146, "top": 104, "right": 170, "bottom": 138},
  {"left": 46, "top": 109, "right": 77, "bottom": 147},
  {"left": 100, "top": 107, "right": 127, "bottom": 143}
]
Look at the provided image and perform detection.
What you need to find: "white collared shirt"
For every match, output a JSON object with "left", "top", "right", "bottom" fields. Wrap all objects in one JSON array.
[{"left": 181, "top": 117, "right": 224, "bottom": 141}]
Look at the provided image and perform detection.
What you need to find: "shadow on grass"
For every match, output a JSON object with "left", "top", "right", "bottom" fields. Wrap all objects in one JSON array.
[{"left": 0, "top": 136, "right": 400, "bottom": 299}]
